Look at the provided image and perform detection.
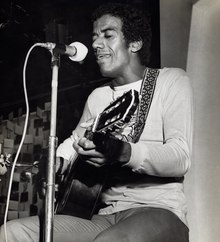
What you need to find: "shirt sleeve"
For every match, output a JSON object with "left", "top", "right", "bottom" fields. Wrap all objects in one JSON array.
[
  {"left": 56, "top": 99, "right": 92, "bottom": 161},
  {"left": 125, "top": 72, "right": 194, "bottom": 177}
]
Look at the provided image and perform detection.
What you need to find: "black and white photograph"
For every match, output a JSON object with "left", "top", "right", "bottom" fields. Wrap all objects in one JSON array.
[{"left": 0, "top": 0, "right": 219, "bottom": 241}]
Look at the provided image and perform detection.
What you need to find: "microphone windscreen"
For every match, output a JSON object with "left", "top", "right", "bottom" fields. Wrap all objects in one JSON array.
[{"left": 69, "top": 42, "right": 88, "bottom": 62}]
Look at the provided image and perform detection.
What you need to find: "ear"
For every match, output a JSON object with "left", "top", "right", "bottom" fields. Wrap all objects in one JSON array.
[{"left": 129, "top": 40, "right": 143, "bottom": 53}]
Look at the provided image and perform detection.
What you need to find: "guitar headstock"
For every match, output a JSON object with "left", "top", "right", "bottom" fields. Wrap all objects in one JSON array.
[{"left": 92, "top": 89, "right": 139, "bottom": 134}]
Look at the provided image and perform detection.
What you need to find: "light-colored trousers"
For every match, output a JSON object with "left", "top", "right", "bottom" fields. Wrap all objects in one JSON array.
[{"left": 0, "top": 207, "right": 189, "bottom": 242}]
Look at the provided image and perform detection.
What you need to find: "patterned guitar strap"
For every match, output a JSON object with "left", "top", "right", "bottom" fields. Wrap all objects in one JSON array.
[{"left": 132, "top": 67, "right": 159, "bottom": 143}]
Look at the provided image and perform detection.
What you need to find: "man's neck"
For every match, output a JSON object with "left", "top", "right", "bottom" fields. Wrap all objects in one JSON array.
[{"left": 112, "top": 65, "right": 146, "bottom": 87}]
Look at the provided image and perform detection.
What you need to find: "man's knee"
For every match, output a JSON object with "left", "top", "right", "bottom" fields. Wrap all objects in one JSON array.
[
  {"left": 0, "top": 216, "right": 40, "bottom": 242},
  {"left": 0, "top": 220, "right": 21, "bottom": 242}
]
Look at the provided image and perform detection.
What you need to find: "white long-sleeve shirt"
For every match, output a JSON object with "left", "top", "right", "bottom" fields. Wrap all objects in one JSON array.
[{"left": 57, "top": 67, "right": 194, "bottom": 225}]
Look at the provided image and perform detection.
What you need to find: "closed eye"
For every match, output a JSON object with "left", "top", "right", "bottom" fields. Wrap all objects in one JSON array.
[{"left": 105, "top": 35, "right": 112, "bottom": 39}]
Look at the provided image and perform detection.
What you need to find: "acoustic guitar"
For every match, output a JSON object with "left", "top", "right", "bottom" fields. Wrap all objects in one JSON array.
[{"left": 55, "top": 89, "right": 139, "bottom": 219}]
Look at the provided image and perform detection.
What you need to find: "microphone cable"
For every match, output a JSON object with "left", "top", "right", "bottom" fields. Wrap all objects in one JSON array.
[{"left": 3, "top": 43, "right": 43, "bottom": 242}]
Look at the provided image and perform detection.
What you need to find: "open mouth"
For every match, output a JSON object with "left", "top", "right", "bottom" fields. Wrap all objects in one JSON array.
[{"left": 96, "top": 53, "right": 111, "bottom": 60}]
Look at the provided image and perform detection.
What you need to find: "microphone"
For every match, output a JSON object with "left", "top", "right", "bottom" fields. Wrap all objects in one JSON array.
[{"left": 38, "top": 42, "right": 88, "bottom": 62}]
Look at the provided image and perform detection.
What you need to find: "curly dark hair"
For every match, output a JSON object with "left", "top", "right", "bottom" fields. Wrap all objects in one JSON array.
[{"left": 92, "top": 3, "right": 152, "bottom": 66}]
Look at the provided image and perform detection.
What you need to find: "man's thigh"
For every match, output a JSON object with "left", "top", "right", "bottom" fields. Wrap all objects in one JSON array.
[
  {"left": 0, "top": 214, "right": 111, "bottom": 242},
  {"left": 94, "top": 207, "right": 189, "bottom": 242}
]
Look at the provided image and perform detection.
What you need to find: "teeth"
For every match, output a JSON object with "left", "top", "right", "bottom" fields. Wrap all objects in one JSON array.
[{"left": 97, "top": 54, "right": 110, "bottom": 59}]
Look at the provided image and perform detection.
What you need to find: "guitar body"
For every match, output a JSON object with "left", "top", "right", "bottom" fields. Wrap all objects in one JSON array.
[
  {"left": 56, "top": 156, "right": 106, "bottom": 219},
  {"left": 55, "top": 89, "right": 139, "bottom": 219}
]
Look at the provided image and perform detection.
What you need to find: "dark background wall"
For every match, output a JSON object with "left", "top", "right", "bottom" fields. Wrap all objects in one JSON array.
[{"left": 0, "top": 0, "right": 160, "bottom": 142}]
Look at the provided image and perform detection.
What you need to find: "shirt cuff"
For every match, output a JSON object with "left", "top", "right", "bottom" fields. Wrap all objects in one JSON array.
[
  {"left": 56, "top": 133, "right": 78, "bottom": 160},
  {"left": 124, "top": 142, "right": 149, "bottom": 171}
]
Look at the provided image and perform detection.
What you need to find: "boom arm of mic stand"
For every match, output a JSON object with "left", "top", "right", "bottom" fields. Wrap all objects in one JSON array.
[{"left": 44, "top": 52, "right": 60, "bottom": 242}]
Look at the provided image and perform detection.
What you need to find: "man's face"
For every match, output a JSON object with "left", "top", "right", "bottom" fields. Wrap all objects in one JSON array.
[{"left": 92, "top": 14, "right": 131, "bottom": 78}]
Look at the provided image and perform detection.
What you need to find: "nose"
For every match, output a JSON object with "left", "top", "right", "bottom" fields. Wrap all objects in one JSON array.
[{"left": 92, "top": 37, "right": 104, "bottom": 50}]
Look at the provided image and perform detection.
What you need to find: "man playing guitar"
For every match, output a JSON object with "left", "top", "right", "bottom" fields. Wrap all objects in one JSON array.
[{"left": 0, "top": 3, "right": 193, "bottom": 242}]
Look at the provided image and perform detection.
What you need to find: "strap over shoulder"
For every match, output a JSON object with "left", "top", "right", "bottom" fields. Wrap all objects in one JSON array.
[{"left": 132, "top": 68, "right": 159, "bottom": 143}]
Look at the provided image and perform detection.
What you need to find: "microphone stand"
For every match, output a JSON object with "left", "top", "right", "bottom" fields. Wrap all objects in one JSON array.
[{"left": 44, "top": 51, "right": 60, "bottom": 242}]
